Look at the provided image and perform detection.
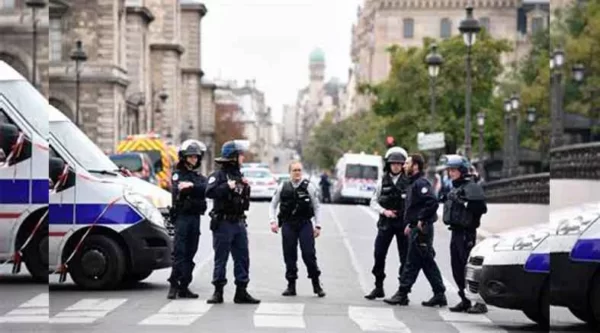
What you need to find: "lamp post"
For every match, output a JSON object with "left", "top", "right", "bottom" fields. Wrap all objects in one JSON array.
[
  {"left": 25, "top": 0, "right": 46, "bottom": 89},
  {"left": 550, "top": 47, "right": 565, "bottom": 148},
  {"left": 425, "top": 43, "right": 443, "bottom": 179},
  {"left": 503, "top": 99, "right": 512, "bottom": 177},
  {"left": 458, "top": 5, "right": 481, "bottom": 160},
  {"left": 70, "top": 40, "right": 87, "bottom": 128},
  {"left": 510, "top": 93, "right": 520, "bottom": 176},
  {"left": 476, "top": 111, "right": 485, "bottom": 179}
]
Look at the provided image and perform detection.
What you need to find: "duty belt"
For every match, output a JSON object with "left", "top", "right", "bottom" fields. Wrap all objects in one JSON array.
[{"left": 221, "top": 214, "right": 246, "bottom": 221}]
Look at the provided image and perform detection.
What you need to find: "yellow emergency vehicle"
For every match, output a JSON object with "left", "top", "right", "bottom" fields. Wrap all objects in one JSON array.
[{"left": 116, "top": 133, "right": 173, "bottom": 190}]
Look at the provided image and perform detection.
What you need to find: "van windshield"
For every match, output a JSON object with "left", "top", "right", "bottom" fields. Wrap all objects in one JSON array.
[
  {"left": 131, "top": 149, "right": 163, "bottom": 172},
  {"left": 345, "top": 164, "right": 378, "bottom": 180},
  {"left": 110, "top": 154, "right": 143, "bottom": 172},
  {"left": 0, "top": 81, "right": 48, "bottom": 137},
  {"left": 50, "top": 120, "right": 118, "bottom": 172}
]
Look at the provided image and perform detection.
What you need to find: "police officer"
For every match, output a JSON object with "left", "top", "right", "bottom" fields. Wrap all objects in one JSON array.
[
  {"left": 384, "top": 153, "right": 447, "bottom": 307},
  {"left": 441, "top": 155, "right": 488, "bottom": 314},
  {"left": 365, "top": 146, "right": 409, "bottom": 300},
  {"left": 205, "top": 140, "right": 260, "bottom": 304},
  {"left": 269, "top": 161, "right": 325, "bottom": 297},
  {"left": 167, "top": 139, "right": 208, "bottom": 299}
]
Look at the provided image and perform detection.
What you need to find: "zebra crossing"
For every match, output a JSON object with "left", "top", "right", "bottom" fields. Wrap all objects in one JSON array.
[{"left": 0, "top": 293, "right": 512, "bottom": 332}]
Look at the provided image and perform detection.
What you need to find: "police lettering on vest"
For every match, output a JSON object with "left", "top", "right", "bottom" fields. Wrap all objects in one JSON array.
[
  {"left": 442, "top": 180, "right": 486, "bottom": 229},
  {"left": 277, "top": 179, "right": 314, "bottom": 226},
  {"left": 377, "top": 174, "right": 407, "bottom": 228}
]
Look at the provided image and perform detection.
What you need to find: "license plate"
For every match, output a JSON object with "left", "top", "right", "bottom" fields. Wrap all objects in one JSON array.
[
  {"left": 361, "top": 185, "right": 374, "bottom": 191},
  {"left": 465, "top": 267, "right": 476, "bottom": 280}
]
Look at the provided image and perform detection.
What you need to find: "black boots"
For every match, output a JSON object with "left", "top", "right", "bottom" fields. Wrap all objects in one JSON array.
[
  {"left": 167, "top": 284, "right": 198, "bottom": 300},
  {"left": 450, "top": 291, "right": 475, "bottom": 312},
  {"left": 383, "top": 289, "right": 409, "bottom": 306},
  {"left": 282, "top": 280, "right": 297, "bottom": 296},
  {"left": 167, "top": 285, "right": 178, "bottom": 300},
  {"left": 206, "top": 285, "right": 224, "bottom": 304},
  {"left": 234, "top": 285, "right": 261, "bottom": 304},
  {"left": 421, "top": 293, "right": 448, "bottom": 307},
  {"left": 467, "top": 302, "right": 488, "bottom": 314},
  {"left": 311, "top": 278, "right": 326, "bottom": 297},
  {"left": 365, "top": 280, "right": 384, "bottom": 300}
]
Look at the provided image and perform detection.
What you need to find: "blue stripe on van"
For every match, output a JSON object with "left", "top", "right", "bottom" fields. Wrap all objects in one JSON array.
[
  {"left": 523, "top": 252, "right": 550, "bottom": 274},
  {"left": 0, "top": 179, "right": 48, "bottom": 204},
  {"left": 570, "top": 238, "right": 600, "bottom": 262},
  {"left": 49, "top": 204, "right": 143, "bottom": 225}
]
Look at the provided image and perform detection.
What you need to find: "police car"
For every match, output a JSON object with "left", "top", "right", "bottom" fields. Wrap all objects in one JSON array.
[{"left": 0, "top": 61, "right": 172, "bottom": 289}]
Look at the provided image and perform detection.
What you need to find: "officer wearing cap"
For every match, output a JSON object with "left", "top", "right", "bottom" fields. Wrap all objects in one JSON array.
[
  {"left": 167, "top": 139, "right": 208, "bottom": 299},
  {"left": 269, "top": 160, "right": 325, "bottom": 298},
  {"left": 384, "top": 153, "right": 447, "bottom": 307},
  {"left": 365, "top": 146, "right": 409, "bottom": 300},
  {"left": 205, "top": 140, "right": 260, "bottom": 304},
  {"left": 441, "top": 154, "right": 488, "bottom": 313}
]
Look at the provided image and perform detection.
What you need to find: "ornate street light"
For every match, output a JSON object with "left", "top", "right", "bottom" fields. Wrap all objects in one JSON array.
[
  {"left": 572, "top": 63, "right": 585, "bottom": 83},
  {"left": 424, "top": 43, "right": 443, "bottom": 179},
  {"left": 25, "top": 0, "right": 46, "bottom": 89},
  {"left": 458, "top": 5, "right": 481, "bottom": 160},
  {"left": 550, "top": 47, "right": 565, "bottom": 148},
  {"left": 476, "top": 111, "right": 485, "bottom": 178},
  {"left": 527, "top": 107, "right": 537, "bottom": 123},
  {"left": 70, "top": 40, "right": 87, "bottom": 128}
]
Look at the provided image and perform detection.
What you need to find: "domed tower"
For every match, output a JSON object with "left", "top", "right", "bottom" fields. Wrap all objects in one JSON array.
[{"left": 309, "top": 48, "right": 325, "bottom": 82}]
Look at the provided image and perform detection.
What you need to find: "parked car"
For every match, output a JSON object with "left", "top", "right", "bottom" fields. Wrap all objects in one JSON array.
[
  {"left": 274, "top": 173, "right": 290, "bottom": 185},
  {"left": 241, "top": 167, "right": 278, "bottom": 200},
  {"left": 109, "top": 152, "right": 158, "bottom": 185}
]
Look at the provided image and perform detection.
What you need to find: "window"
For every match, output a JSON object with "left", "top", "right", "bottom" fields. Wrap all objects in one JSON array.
[
  {"left": 480, "top": 17, "right": 490, "bottom": 32},
  {"left": 0, "top": 0, "right": 15, "bottom": 10},
  {"left": 531, "top": 17, "right": 544, "bottom": 33},
  {"left": 440, "top": 18, "right": 452, "bottom": 38},
  {"left": 109, "top": 154, "right": 143, "bottom": 172},
  {"left": 0, "top": 108, "right": 32, "bottom": 166},
  {"left": 345, "top": 164, "right": 378, "bottom": 180},
  {"left": 403, "top": 18, "right": 414, "bottom": 38},
  {"left": 49, "top": 19, "right": 62, "bottom": 61}
]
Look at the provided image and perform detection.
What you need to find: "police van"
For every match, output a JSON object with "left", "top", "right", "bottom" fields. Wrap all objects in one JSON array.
[
  {"left": 0, "top": 61, "right": 172, "bottom": 289},
  {"left": 332, "top": 152, "right": 382, "bottom": 204}
]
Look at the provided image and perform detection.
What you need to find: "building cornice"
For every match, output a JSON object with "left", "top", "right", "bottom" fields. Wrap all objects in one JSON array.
[
  {"left": 376, "top": 0, "right": 520, "bottom": 10},
  {"left": 49, "top": 0, "right": 70, "bottom": 18},
  {"left": 201, "top": 82, "right": 217, "bottom": 90},
  {"left": 48, "top": 63, "right": 130, "bottom": 88},
  {"left": 182, "top": 68, "right": 205, "bottom": 77},
  {"left": 180, "top": 3, "right": 207, "bottom": 17},
  {"left": 126, "top": 5, "right": 155, "bottom": 23},
  {"left": 150, "top": 42, "right": 185, "bottom": 55}
]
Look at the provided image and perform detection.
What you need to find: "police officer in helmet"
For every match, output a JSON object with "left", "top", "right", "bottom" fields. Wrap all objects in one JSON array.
[
  {"left": 205, "top": 140, "right": 260, "bottom": 304},
  {"left": 269, "top": 161, "right": 325, "bottom": 298},
  {"left": 167, "top": 139, "right": 208, "bottom": 299},
  {"left": 385, "top": 153, "right": 447, "bottom": 307},
  {"left": 365, "top": 146, "right": 409, "bottom": 300},
  {"left": 441, "top": 154, "right": 488, "bottom": 314}
]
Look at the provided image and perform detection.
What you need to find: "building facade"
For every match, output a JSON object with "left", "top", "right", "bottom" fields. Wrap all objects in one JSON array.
[{"left": 347, "top": 0, "right": 550, "bottom": 116}]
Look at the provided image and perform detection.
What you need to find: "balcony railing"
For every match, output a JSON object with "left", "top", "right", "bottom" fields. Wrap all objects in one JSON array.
[
  {"left": 482, "top": 173, "right": 550, "bottom": 204},
  {"left": 550, "top": 142, "right": 600, "bottom": 180}
]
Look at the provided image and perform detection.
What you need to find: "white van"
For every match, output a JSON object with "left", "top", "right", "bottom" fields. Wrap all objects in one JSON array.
[
  {"left": 0, "top": 61, "right": 172, "bottom": 289},
  {"left": 332, "top": 152, "right": 382, "bottom": 203}
]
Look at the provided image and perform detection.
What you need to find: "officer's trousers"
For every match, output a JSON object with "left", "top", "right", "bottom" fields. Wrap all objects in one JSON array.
[
  {"left": 282, "top": 220, "right": 321, "bottom": 280},
  {"left": 372, "top": 226, "right": 408, "bottom": 284},
  {"left": 399, "top": 224, "right": 446, "bottom": 295},
  {"left": 168, "top": 214, "right": 200, "bottom": 288},
  {"left": 211, "top": 220, "right": 250, "bottom": 287},
  {"left": 450, "top": 228, "right": 477, "bottom": 298}
]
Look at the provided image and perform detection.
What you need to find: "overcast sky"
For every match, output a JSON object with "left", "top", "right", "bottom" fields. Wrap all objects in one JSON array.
[{"left": 200, "top": 0, "right": 363, "bottom": 123}]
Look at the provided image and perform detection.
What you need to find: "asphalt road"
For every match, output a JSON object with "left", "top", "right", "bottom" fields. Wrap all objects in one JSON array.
[{"left": 0, "top": 202, "right": 594, "bottom": 333}]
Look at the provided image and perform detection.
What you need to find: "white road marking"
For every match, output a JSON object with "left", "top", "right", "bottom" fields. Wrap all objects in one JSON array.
[
  {"left": 439, "top": 310, "right": 508, "bottom": 332},
  {"left": 0, "top": 293, "right": 49, "bottom": 323},
  {"left": 50, "top": 298, "right": 127, "bottom": 324},
  {"left": 328, "top": 205, "right": 370, "bottom": 294},
  {"left": 138, "top": 300, "right": 212, "bottom": 326},
  {"left": 348, "top": 306, "right": 411, "bottom": 332},
  {"left": 253, "top": 302, "right": 305, "bottom": 328}
]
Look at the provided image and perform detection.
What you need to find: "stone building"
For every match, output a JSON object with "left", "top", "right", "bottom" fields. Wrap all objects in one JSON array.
[
  {"left": 39, "top": 0, "right": 215, "bottom": 155},
  {"left": 0, "top": 0, "right": 49, "bottom": 96},
  {"left": 346, "top": 0, "right": 550, "bottom": 116}
]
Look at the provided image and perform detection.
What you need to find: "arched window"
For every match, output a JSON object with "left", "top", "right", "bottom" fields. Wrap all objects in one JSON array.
[
  {"left": 49, "top": 97, "right": 75, "bottom": 122},
  {"left": 0, "top": 52, "right": 28, "bottom": 80}
]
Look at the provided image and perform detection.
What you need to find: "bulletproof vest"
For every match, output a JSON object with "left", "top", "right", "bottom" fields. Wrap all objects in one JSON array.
[
  {"left": 214, "top": 170, "right": 249, "bottom": 216},
  {"left": 442, "top": 179, "right": 484, "bottom": 228},
  {"left": 377, "top": 174, "right": 406, "bottom": 228},
  {"left": 174, "top": 170, "right": 207, "bottom": 216},
  {"left": 277, "top": 180, "right": 314, "bottom": 224}
]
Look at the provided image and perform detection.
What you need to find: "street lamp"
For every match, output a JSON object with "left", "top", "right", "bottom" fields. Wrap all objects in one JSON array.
[
  {"left": 25, "top": 0, "right": 46, "bottom": 89},
  {"left": 527, "top": 107, "right": 537, "bottom": 123},
  {"left": 550, "top": 47, "right": 565, "bottom": 148},
  {"left": 70, "top": 40, "right": 87, "bottom": 128},
  {"left": 424, "top": 43, "right": 443, "bottom": 179},
  {"left": 503, "top": 98, "right": 512, "bottom": 177},
  {"left": 572, "top": 63, "right": 585, "bottom": 83},
  {"left": 510, "top": 93, "right": 520, "bottom": 176},
  {"left": 458, "top": 5, "right": 481, "bottom": 160},
  {"left": 476, "top": 111, "right": 485, "bottom": 179}
]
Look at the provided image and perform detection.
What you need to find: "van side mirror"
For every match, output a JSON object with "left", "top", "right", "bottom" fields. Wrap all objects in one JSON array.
[{"left": 0, "top": 123, "right": 19, "bottom": 164}]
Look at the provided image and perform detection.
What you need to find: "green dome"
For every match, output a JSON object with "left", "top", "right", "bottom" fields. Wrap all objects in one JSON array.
[{"left": 309, "top": 48, "right": 325, "bottom": 63}]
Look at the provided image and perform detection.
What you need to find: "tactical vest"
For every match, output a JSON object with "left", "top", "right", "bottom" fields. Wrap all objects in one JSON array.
[
  {"left": 277, "top": 180, "right": 314, "bottom": 224},
  {"left": 377, "top": 174, "right": 406, "bottom": 229},
  {"left": 214, "top": 171, "right": 249, "bottom": 216},
  {"left": 442, "top": 182, "right": 470, "bottom": 228}
]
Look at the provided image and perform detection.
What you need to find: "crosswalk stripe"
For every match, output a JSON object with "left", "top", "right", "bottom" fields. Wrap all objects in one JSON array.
[
  {"left": 0, "top": 293, "right": 49, "bottom": 323},
  {"left": 138, "top": 299, "right": 212, "bottom": 326},
  {"left": 253, "top": 302, "right": 306, "bottom": 329},
  {"left": 348, "top": 306, "right": 411, "bottom": 332},
  {"left": 438, "top": 310, "right": 509, "bottom": 333},
  {"left": 50, "top": 298, "right": 127, "bottom": 324}
]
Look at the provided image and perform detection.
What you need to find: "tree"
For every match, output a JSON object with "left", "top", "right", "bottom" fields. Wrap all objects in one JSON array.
[
  {"left": 214, "top": 103, "right": 250, "bottom": 159},
  {"left": 360, "top": 31, "right": 513, "bottom": 156}
]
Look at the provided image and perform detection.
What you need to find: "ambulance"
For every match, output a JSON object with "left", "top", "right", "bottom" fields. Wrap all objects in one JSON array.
[
  {"left": 332, "top": 152, "right": 382, "bottom": 204},
  {"left": 0, "top": 61, "right": 172, "bottom": 289},
  {"left": 116, "top": 134, "right": 174, "bottom": 191}
]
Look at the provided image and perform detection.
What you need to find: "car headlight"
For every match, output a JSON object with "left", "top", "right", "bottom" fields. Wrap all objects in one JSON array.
[
  {"left": 555, "top": 212, "right": 599, "bottom": 236},
  {"left": 494, "top": 231, "right": 549, "bottom": 252},
  {"left": 124, "top": 192, "right": 165, "bottom": 228}
]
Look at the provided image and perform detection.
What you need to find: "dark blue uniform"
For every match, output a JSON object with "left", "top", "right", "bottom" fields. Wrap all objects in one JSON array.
[
  {"left": 205, "top": 164, "right": 251, "bottom": 288},
  {"left": 385, "top": 172, "right": 446, "bottom": 306},
  {"left": 168, "top": 168, "right": 207, "bottom": 291}
]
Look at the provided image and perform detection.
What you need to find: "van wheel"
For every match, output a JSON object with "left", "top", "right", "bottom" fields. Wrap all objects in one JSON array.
[
  {"left": 69, "top": 235, "right": 126, "bottom": 290},
  {"left": 522, "top": 279, "right": 549, "bottom": 329},
  {"left": 22, "top": 223, "right": 49, "bottom": 283},
  {"left": 591, "top": 271, "right": 600, "bottom": 328}
]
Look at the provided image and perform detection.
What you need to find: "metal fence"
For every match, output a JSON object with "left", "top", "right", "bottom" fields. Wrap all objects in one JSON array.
[
  {"left": 550, "top": 141, "right": 600, "bottom": 180},
  {"left": 482, "top": 172, "right": 550, "bottom": 204}
]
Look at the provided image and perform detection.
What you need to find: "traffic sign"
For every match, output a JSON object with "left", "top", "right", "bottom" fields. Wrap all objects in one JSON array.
[{"left": 417, "top": 132, "right": 446, "bottom": 151}]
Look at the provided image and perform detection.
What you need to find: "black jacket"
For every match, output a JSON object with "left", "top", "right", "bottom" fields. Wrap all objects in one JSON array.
[{"left": 404, "top": 172, "right": 439, "bottom": 226}]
